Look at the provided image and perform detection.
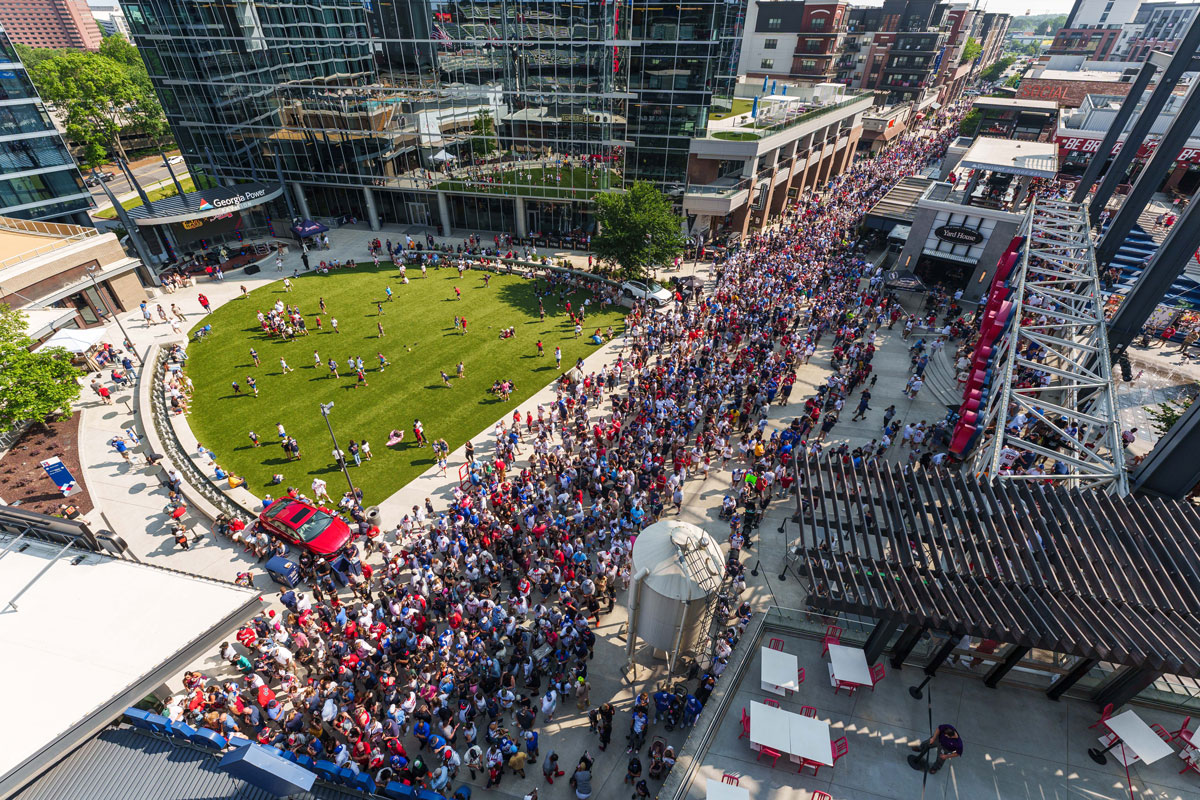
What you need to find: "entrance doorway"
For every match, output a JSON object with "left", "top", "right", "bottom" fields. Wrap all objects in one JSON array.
[{"left": 405, "top": 201, "right": 431, "bottom": 228}]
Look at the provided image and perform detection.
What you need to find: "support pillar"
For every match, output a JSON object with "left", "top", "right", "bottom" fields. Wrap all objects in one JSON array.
[
  {"left": 889, "top": 624, "right": 928, "bottom": 669},
  {"left": 1087, "top": 18, "right": 1200, "bottom": 220},
  {"left": 436, "top": 190, "right": 452, "bottom": 237},
  {"left": 1096, "top": 80, "right": 1200, "bottom": 265},
  {"left": 292, "top": 183, "right": 311, "bottom": 221},
  {"left": 983, "top": 645, "right": 1030, "bottom": 688},
  {"left": 1107, "top": 186, "right": 1200, "bottom": 353},
  {"left": 1046, "top": 657, "right": 1099, "bottom": 701},
  {"left": 1073, "top": 59, "right": 1157, "bottom": 207},
  {"left": 863, "top": 618, "right": 899, "bottom": 665},
  {"left": 362, "top": 186, "right": 381, "bottom": 232},
  {"left": 922, "top": 634, "right": 960, "bottom": 677},
  {"left": 1092, "top": 666, "right": 1163, "bottom": 711},
  {"left": 275, "top": 161, "right": 296, "bottom": 221},
  {"left": 514, "top": 196, "right": 528, "bottom": 238}
]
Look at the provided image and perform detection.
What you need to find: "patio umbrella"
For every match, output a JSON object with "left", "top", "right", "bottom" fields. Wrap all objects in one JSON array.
[{"left": 751, "top": 96, "right": 758, "bottom": 119}]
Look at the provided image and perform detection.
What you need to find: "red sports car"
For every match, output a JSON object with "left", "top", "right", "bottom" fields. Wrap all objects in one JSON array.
[{"left": 257, "top": 500, "right": 352, "bottom": 556}]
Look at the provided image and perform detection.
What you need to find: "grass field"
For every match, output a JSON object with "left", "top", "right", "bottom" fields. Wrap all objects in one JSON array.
[
  {"left": 184, "top": 266, "right": 625, "bottom": 504},
  {"left": 709, "top": 98, "right": 754, "bottom": 121},
  {"left": 441, "top": 166, "right": 615, "bottom": 199}
]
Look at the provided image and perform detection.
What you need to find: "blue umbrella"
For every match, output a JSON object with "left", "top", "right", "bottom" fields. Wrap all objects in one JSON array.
[
  {"left": 762, "top": 76, "right": 769, "bottom": 92},
  {"left": 782, "top": 85, "right": 787, "bottom": 95},
  {"left": 751, "top": 95, "right": 759, "bottom": 119},
  {"left": 771, "top": 81, "right": 777, "bottom": 95}
]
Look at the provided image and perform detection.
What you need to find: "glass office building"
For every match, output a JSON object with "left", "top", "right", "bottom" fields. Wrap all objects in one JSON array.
[
  {"left": 122, "top": 0, "right": 744, "bottom": 237},
  {"left": 0, "top": 26, "right": 94, "bottom": 226}
]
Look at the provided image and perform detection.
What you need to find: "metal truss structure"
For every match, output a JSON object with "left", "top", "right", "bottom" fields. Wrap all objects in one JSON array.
[{"left": 972, "top": 200, "right": 1128, "bottom": 495}]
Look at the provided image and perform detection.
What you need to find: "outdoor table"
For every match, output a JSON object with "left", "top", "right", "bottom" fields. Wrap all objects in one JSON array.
[
  {"left": 760, "top": 647, "right": 800, "bottom": 695},
  {"left": 787, "top": 712, "right": 833, "bottom": 767},
  {"left": 749, "top": 700, "right": 792, "bottom": 753},
  {"left": 828, "top": 644, "right": 873, "bottom": 687},
  {"left": 1088, "top": 710, "right": 1174, "bottom": 766},
  {"left": 706, "top": 778, "right": 749, "bottom": 800}
]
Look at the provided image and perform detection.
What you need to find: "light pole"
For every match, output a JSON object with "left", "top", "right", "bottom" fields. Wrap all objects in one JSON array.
[
  {"left": 319, "top": 402, "right": 358, "bottom": 501},
  {"left": 86, "top": 265, "right": 142, "bottom": 367}
]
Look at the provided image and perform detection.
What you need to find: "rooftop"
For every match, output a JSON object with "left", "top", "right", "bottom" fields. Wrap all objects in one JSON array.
[
  {"left": 961, "top": 136, "right": 1059, "bottom": 177},
  {"left": 867, "top": 176, "right": 935, "bottom": 224},
  {"left": 0, "top": 218, "right": 100, "bottom": 271},
  {"left": 972, "top": 96, "right": 1060, "bottom": 112},
  {"left": 1037, "top": 69, "right": 1126, "bottom": 82},
  {"left": 0, "top": 536, "right": 261, "bottom": 799}
]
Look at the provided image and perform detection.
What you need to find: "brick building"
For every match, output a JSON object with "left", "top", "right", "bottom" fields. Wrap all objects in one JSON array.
[{"left": 0, "top": 0, "right": 102, "bottom": 51}]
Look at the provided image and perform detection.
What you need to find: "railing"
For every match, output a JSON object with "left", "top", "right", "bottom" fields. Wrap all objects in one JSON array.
[
  {"left": 684, "top": 178, "right": 752, "bottom": 197},
  {"left": 750, "top": 92, "right": 873, "bottom": 136},
  {"left": 0, "top": 219, "right": 100, "bottom": 270}
]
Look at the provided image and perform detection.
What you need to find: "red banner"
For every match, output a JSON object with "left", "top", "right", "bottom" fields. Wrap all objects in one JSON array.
[{"left": 1055, "top": 134, "right": 1200, "bottom": 165}]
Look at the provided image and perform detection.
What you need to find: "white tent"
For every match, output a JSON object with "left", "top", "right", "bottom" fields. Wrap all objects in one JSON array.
[
  {"left": 432, "top": 149, "right": 457, "bottom": 162},
  {"left": 35, "top": 326, "right": 106, "bottom": 354}
]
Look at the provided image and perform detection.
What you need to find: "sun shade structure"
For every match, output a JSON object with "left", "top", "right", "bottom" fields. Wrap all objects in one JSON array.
[{"left": 794, "top": 452, "right": 1200, "bottom": 679}]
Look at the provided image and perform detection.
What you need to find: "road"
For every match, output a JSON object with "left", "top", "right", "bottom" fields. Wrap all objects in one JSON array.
[{"left": 85, "top": 154, "right": 190, "bottom": 205}]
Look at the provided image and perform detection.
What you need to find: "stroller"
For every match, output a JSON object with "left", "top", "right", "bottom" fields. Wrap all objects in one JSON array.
[{"left": 647, "top": 739, "right": 667, "bottom": 779}]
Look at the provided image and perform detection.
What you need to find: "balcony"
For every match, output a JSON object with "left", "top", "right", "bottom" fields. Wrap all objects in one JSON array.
[{"left": 698, "top": 91, "right": 874, "bottom": 148}]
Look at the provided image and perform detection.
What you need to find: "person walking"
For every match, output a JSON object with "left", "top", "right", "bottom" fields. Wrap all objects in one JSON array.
[
  {"left": 279, "top": 357, "right": 294, "bottom": 374},
  {"left": 908, "top": 724, "right": 963, "bottom": 774},
  {"left": 198, "top": 293, "right": 211, "bottom": 313}
]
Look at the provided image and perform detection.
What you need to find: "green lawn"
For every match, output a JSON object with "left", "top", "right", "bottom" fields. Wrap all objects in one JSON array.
[
  {"left": 709, "top": 98, "right": 754, "bottom": 121},
  {"left": 712, "top": 131, "right": 761, "bottom": 142},
  {"left": 184, "top": 266, "right": 625, "bottom": 504},
  {"left": 441, "top": 166, "right": 616, "bottom": 199}
]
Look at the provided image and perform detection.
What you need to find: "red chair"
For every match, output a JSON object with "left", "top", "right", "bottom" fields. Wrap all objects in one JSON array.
[
  {"left": 721, "top": 774, "right": 739, "bottom": 786},
  {"left": 1150, "top": 723, "right": 1173, "bottom": 743},
  {"left": 869, "top": 662, "right": 886, "bottom": 690},
  {"left": 811, "top": 794, "right": 833, "bottom": 800},
  {"left": 799, "top": 706, "right": 817, "bottom": 717},
  {"left": 768, "top": 638, "right": 785, "bottom": 651},
  {"left": 820, "top": 625, "right": 843, "bottom": 658},
  {"left": 1172, "top": 716, "right": 1194, "bottom": 745},
  {"left": 1181, "top": 756, "right": 1200, "bottom": 776},
  {"left": 764, "top": 698, "right": 780, "bottom": 708},
  {"left": 799, "top": 737, "right": 847, "bottom": 777},
  {"left": 757, "top": 746, "right": 783, "bottom": 768},
  {"left": 738, "top": 709, "right": 750, "bottom": 740},
  {"left": 1089, "top": 703, "right": 1115, "bottom": 733},
  {"left": 833, "top": 677, "right": 858, "bottom": 696},
  {"left": 786, "top": 667, "right": 806, "bottom": 697}
]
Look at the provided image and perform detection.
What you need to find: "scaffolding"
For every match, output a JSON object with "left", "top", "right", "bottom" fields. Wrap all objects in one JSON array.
[{"left": 971, "top": 199, "right": 1128, "bottom": 495}]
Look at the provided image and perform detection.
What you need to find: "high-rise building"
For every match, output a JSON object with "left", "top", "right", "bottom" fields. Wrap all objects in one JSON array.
[
  {"left": 1116, "top": 1, "right": 1200, "bottom": 60},
  {"left": 0, "top": 0, "right": 103, "bottom": 51},
  {"left": 740, "top": 0, "right": 849, "bottom": 85},
  {"left": 89, "top": 2, "right": 130, "bottom": 39},
  {"left": 0, "top": 27, "right": 95, "bottom": 226},
  {"left": 123, "top": 0, "right": 746, "bottom": 238},
  {"left": 1049, "top": 0, "right": 1144, "bottom": 57}
]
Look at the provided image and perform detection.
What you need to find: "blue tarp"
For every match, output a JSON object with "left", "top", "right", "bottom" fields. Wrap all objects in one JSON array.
[{"left": 291, "top": 219, "right": 329, "bottom": 238}]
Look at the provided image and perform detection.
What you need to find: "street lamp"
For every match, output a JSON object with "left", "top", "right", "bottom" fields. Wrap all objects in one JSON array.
[
  {"left": 86, "top": 264, "right": 142, "bottom": 367},
  {"left": 319, "top": 402, "right": 358, "bottom": 500}
]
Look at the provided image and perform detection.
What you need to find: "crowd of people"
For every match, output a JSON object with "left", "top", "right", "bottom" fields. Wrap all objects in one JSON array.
[{"left": 161, "top": 103, "right": 975, "bottom": 799}]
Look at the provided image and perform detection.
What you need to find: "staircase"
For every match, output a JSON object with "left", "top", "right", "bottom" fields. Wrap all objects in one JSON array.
[{"left": 1101, "top": 218, "right": 1200, "bottom": 307}]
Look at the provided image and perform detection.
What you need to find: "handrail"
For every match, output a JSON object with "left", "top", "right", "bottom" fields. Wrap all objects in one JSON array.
[{"left": 0, "top": 219, "right": 100, "bottom": 271}]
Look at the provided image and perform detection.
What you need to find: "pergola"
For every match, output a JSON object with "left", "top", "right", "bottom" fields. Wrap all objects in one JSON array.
[{"left": 793, "top": 452, "right": 1200, "bottom": 708}]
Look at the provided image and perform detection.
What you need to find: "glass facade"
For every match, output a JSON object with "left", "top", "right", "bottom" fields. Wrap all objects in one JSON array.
[
  {"left": 0, "top": 26, "right": 93, "bottom": 224},
  {"left": 123, "top": 0, "right": 744, "bottom": 235}
]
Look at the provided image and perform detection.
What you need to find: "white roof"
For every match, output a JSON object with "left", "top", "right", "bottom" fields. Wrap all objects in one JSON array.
[
  {"left": 1037, "top": 69, "right": 1124, "bottom": 82},
  {"left": 34, "top": 326, "right": 105, "bottom": 353},
  {"left": 961, "top": 137, "right": 1059, "bottom": 178},
  {"left": 0, "top": 537, "right": 260, "bottom": 797},
  {"left": 20, "top": 308, "right": 77, "bottom": 340},
  {"left": 973, "top": 97, "right": 1059, "bottom": 112}
]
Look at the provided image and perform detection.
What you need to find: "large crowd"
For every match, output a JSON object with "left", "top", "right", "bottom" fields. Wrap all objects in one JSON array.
[{"left": 163, "top": 103, "right": 973, "bottom": 797}]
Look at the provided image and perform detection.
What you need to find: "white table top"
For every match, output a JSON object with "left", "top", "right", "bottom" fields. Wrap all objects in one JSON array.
[
  {"left": 788, "top": 713, "right": 833, "bottom": 766},
  {"left": 749, "top": 700, "right": 793, "bottom": 753},
  {"left": 761, "top": 647, "right": 800, "bottom": 691},
  {"left": 1105, "top": 710, "right": 1174, "bottom": 764},
  {"left": 706, "top": 778, "right": 749, "bottom": 800},
  {"left": 828, "top": 644, "right": 873, "bottom": 686}
]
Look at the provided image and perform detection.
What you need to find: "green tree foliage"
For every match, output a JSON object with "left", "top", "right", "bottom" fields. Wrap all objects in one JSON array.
[
  {"left": 980, "top": 56, "right": 1015, "bottom": 83},
  {"left": 470, "top": 111, "right": 498, "bottom": 157},
  {"left": 1146, "top": 395, "right": 1195, "bottom": 437},
  {"left": 13, "top": 43, "right": 57, "bottom": 69},
  {"left": 592, "top": 182, "right": 686, "bottom": 280},
  {"left": 0, "top": 306, "right": 83, "bottom": 431},
  {"left": 1004, "top": 73, "right": 1022, "bottom": 89},
  {"left": 958, "top": 108, "right": 982, "bottom": 137},
  {"left": 25, "top": 38, "right": 165, "bottom": 169},
  {"left": 961, "top": 37, "right": 983, "bottom": 64}
]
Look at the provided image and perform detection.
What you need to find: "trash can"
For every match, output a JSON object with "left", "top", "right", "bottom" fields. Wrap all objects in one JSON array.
[{"left": 264, "top": 555, "right": 300, "bottom": 587}]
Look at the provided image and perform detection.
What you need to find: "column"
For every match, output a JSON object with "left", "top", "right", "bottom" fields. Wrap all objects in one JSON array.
[
  {"left": 514, "top": 196, "right": 528, "bottom": 238},
  {"left": 362, "top": 186, "right": 381, "bottom": 232},
  {"left": 1092, "top": 666, "right": 1163, "bottom": 711},
  {"left": 889, "top": 624, "right": 928, "bottom": 669},
  {"left": 863, "top": 619, "right": 899, "bottom": 665},
  {"left": 436, "top": 190, "right": 452, "bottom": 237},
  {"left": 1046, "top": 657, "right": 1099, "bottom": 701},
  {"left": 292, "top": 183, "right": 311, "bottom": 220},
  {"left": 983, "top": 646, "right": 1030, "bottom": 689}
]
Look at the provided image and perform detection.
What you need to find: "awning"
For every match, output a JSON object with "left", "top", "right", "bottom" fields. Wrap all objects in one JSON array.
[
  {"left": 433, "top": 149, "right": 457, "bottom": 162},
  {"left": 124, "top": 182, "right": 284, "bottom": 226},
  {"left": 888, "top": 223, "right": 912, "bottom": 241},
  {"left": 35, "top": 326, "right": 105, "bottom": 354},
  {"left": 922, "top": 247, "right": 978, "bottom": 265},
  {"left": 291, "top": 219, "right": 328, "bottom": 238}
]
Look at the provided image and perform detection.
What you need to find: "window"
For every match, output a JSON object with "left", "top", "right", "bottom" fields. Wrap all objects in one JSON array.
[
  {"left": 810, "top": 16, "right": 827, "bottom": 31},
  {"left": 767, "top": 18, "right": 782, "bottom": 30},
  {"left": 760, "top": 59, "right": 775, "bottom": 70},
  {"left": 763, "top": 38, "right": 777, "bottom": 49}
]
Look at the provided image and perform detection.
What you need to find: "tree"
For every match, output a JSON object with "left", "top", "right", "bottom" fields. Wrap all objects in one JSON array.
[
  {"left": 13, "top": 43, "right": 57, "bottom": 70},
  {"left": 28, "top": 48, "right": 165, "bottom": 168},
  {"left": 958, "top": 108, "right": 982, "bottom": 137},
  {"left": 980, "top": 56, "right": 1015, "bottom": 83},
  {"left": 470, "top": 111, "right": 498, "bottom": 157},
  {"left": 1146, "top": 395, "right": 1195, "bottom": 437},
  {"left": 98, "top": 34, "right": 142, "bottom": 68},
  {"left": 0, "top": 306, "right": 82, "bottom": 431},
  {"left": 1004, "top": 73, "right": 1022, "bottom": 89},
  {"left": 961, "top": 37, "right": 983, "bottom": 64},
  {"left": 592, "top": 182, "right": 685, "bottom": 280}
]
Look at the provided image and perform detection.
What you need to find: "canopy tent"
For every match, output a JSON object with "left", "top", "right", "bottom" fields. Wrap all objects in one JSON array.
[
  {"left": 433, "top": 149, "right": 457, "bottom": 162},
  {"left": 34, "top": 326, "right": 105, "bottom": 354},
  {"left": 291, "top": 219, "right": 328, "bottom": 239},
  {"left": 884, "top": 269, "right": 927, "bottom": 292}
]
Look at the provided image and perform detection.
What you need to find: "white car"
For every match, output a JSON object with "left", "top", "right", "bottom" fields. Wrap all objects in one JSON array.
[
  {"left": 621, "top": 279, "right": 673, "bottom": 307},
  {"left": 167, "top": 155, "right": 185, "bottom": 165}
]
